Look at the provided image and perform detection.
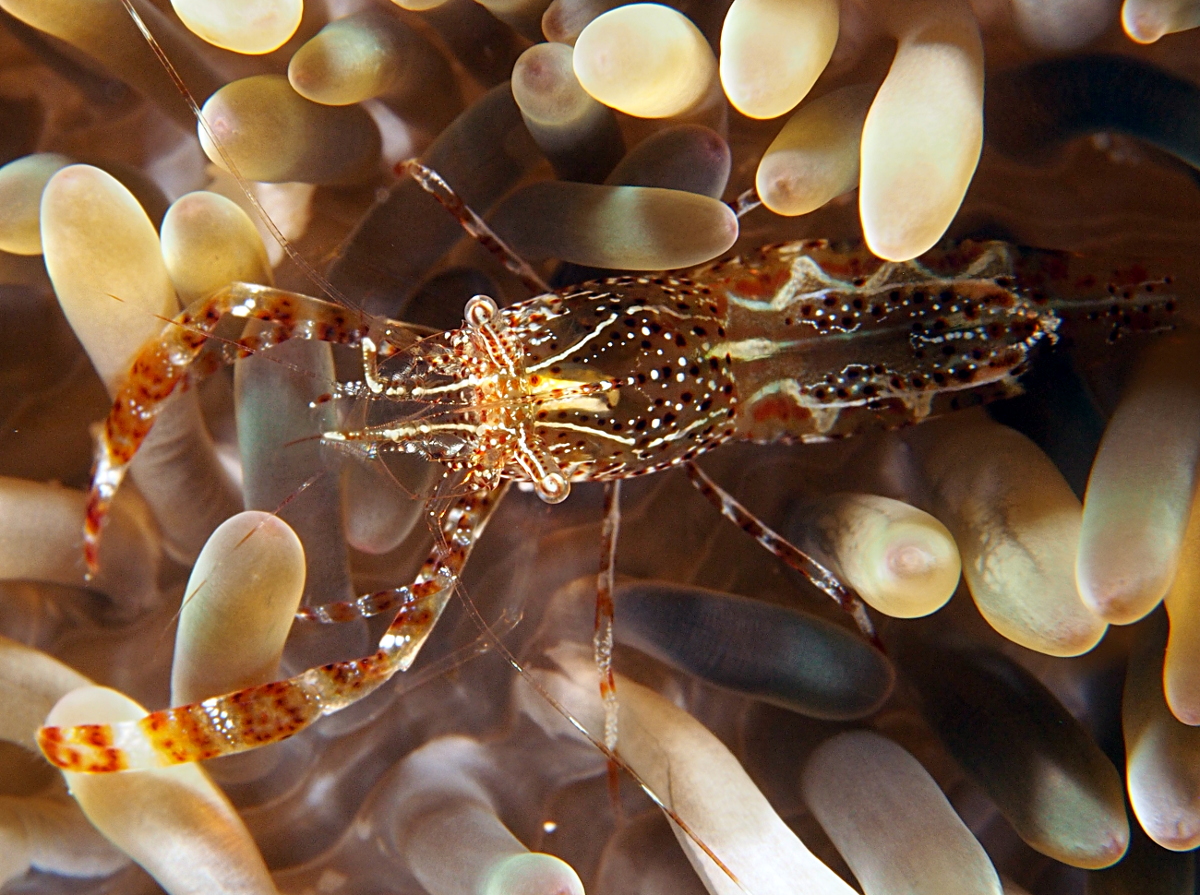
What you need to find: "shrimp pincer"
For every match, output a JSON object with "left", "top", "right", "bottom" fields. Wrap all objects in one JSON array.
[{"left": 41, "top": 235, "right": 1176, "bottom": 772}]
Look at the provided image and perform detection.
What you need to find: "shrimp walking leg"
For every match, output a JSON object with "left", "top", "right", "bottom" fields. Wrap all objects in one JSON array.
[
  {"left": 400, "top": 159, "right": 551, "bottom": 295},
  {"left": 684, "top": 462, "right": 879, "bottom": 643},
  {"left": 84, "top": 281, "right": 427, "bottom": 572},
  {"left": 595, "top": 480, "right": 621, "bottom": 752},
  {"left": 40, "top": 485, "right": 506, "bottom": 772}
]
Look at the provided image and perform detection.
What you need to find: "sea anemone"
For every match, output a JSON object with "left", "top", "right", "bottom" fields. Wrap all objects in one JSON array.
[{"left": 0, "top": 1, "right": 1199, "bottom": 893}]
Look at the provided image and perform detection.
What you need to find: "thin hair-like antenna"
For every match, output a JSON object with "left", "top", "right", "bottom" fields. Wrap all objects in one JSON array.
[{"left": 118, "top": 0, "right": 355, "bottom": 311}]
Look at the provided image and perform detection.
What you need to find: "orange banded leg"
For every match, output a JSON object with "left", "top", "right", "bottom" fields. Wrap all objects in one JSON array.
[
  {"left": 42, "top": 486, "right": 506, "bottom": 772},
  {"left": 596, "top": 480, "right": 622, "bottom": 809},
  {"left": 401, "top": 160, "right": 551, "bottom": 295},
  {"left": 294, "top": 482, "right": 505, "bottom": 625},
  {"left": 683, "top": 462, "right": 879, "bottom": 645},
  {"left": 84, "top": 282, "right": 424, "bottom": 572},
  {"left": 594, "top": 480, "right": 620, "bottom": 752}
]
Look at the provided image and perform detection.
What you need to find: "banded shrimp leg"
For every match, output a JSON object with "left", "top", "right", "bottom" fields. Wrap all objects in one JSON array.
[
  {"left": 40, "top": 276, "right": 513, "bottom": 771},
  {"left": 81, "top": 280, "right": 430, "bottom": 572}
]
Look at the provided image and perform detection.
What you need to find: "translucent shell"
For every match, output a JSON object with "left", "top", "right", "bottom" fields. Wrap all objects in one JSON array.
[{"left": 515, "top": 283, "right": 739, "bottom": 482}]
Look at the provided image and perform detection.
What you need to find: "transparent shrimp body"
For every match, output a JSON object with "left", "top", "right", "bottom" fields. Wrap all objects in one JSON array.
[
  {"left": 38, "top": 237, "right": 1179, "bottom": 774},
  {"left": 336, "top": 285, "right": 742, "bottom": 501}
]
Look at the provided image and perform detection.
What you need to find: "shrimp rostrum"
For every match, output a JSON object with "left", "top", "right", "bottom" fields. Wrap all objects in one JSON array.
[{"left": 37, "top": 234, "right": 1175, "bottom": 772}]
